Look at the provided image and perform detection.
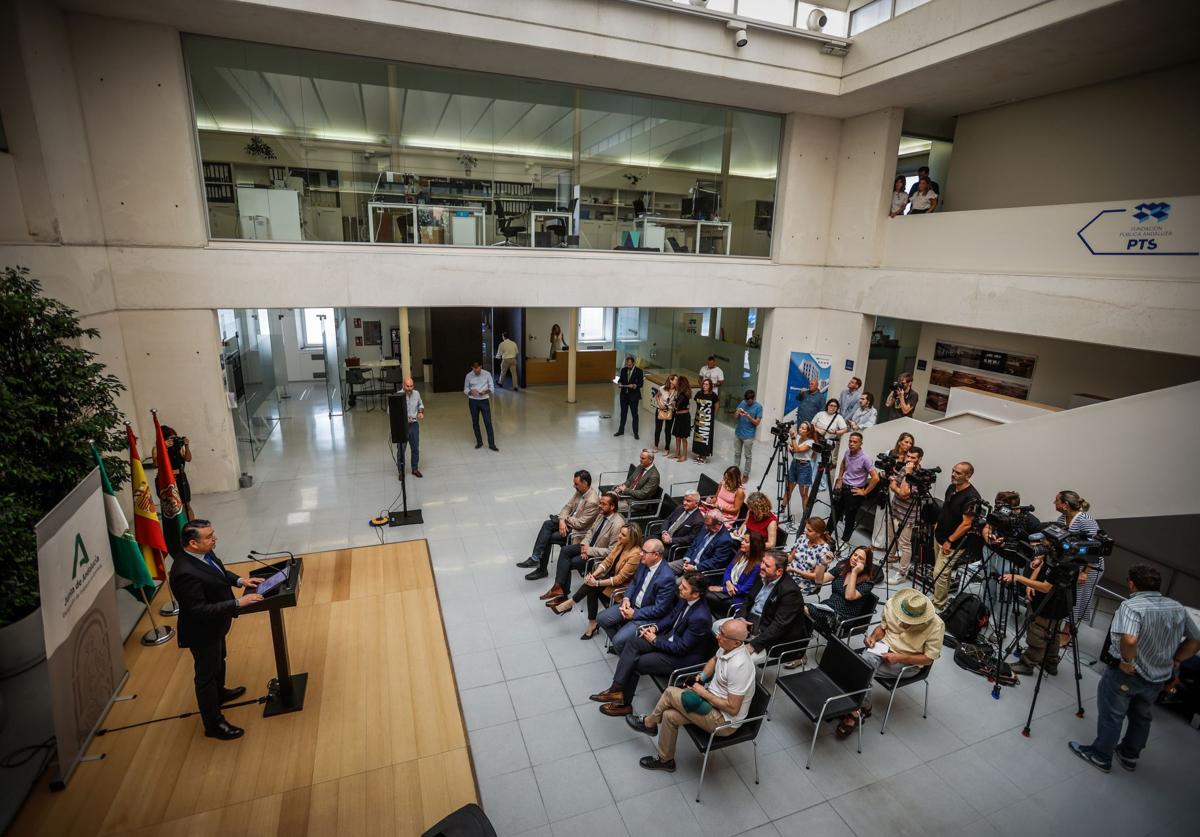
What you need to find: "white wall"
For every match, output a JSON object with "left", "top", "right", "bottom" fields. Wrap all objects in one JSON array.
[
  {"left": 947, "top": 64, "right": 1200, "bottom": 211},
  {"left": 858, "top": 380, "right": 1200, "bottom": 522},
  {"left": 908, "top": 321, "right": 1200, "bottom": 421},
  {"left": 525, "top": 307, "right": 572, "bottom": 360}
]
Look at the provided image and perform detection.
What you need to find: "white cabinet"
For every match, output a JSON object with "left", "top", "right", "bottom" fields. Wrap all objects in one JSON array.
[{"left": 237, "top": 187, "right": 302, "bottom": 241}]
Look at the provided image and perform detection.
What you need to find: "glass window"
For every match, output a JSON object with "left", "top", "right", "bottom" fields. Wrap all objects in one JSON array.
[
  {"left": 895, "top": 0, "right": 931, "bottom": 15},
  {"left": 302, "top": 307, "right": 334, "bottom": 348},
  {"left": 578, "top": 307, "right": 613, "bottom": 343},
  {"left": 182, "top": 35, "right": 781, "bottom": 257},
  {"left": 850, "top": 0, "right": 891, "bottom": 35}
]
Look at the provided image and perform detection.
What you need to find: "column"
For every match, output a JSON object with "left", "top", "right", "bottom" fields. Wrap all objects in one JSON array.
[
  {"left": 399, "top": 306, "right": 411, "bottom": 381},
  {"left": 566, "top": 307, "right": 578, "bottom": 404}
]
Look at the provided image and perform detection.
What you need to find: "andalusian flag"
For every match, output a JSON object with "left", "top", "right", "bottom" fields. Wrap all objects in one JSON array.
[
  {"left": 126, "top": 424, "right": 168, "bottom": 580},
  {"left": 152, "top": 410, "right": 186, "bottom": 555},
  {"left": 92, "top": 445, "right": 156, "bottom": 599}
]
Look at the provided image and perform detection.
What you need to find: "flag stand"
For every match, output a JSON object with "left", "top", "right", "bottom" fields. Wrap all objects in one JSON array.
[
  {"left": 139, "top": 587, "right": 174, "bottom": 646},
  {"left": 159, "top": 578, "right": 180, "bottom": 616}
]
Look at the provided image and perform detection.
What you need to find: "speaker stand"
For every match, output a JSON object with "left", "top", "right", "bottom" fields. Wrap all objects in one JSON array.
[{"left": 390, "top": 441, "right": 423, "bottom": 526}]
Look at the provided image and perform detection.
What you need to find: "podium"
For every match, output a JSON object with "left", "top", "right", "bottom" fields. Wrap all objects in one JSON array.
[{"left": 240, "top": 558, "right": 308, "bottom": 717}]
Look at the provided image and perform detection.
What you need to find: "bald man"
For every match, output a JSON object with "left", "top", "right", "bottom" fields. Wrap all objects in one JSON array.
[{"left": 398, "top": 377, "right": 425, "bottom": 478}]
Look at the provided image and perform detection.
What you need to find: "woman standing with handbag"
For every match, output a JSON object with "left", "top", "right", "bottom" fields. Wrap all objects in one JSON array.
[
  {"left": 653, "top": 375, "right": 677, "bottom": 453},
  {"left": 672, "top": 377, "right": 693, "bottom": 462}
]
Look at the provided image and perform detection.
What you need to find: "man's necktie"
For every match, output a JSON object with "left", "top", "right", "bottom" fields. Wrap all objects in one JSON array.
[{"left": 589, "top": 518, "right": 607, "bottom": 546}]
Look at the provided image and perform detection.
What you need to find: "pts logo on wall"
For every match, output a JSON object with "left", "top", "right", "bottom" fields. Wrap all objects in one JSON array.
[{"left": 1077, "top": 199, "right": 1198, "bottom": 256}]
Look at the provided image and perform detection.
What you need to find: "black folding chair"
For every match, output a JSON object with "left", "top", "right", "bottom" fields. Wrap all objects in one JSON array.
[
  {"left": 868, "top": 654, "right": 931, "bottom": 735},
  {"left": 773, "top": 635, "right": 875, "bottom": 769}
]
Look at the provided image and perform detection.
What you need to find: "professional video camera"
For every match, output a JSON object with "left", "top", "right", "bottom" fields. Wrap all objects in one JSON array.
[
  {"left": 1015, "top": 522, "right": 1114, "bottom": 566},
  {"left": 769, "top": 419, "right": 793, "bottom": 440},
  {"left": 985, "top": 503, "right": 1037, "bottom": 544},
  {"left": 809, "top": 436, "right": 834, "bottom": 457},
  {"left": 875, "top": 450, "right": 901, "bottom": 475},
  {"left": 907, "top": 465, "right": 941, "bottom": 491}
]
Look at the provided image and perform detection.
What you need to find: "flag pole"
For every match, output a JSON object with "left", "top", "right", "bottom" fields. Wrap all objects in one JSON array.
[
  {"left": 159, "top": 578, "right": 181, "bottom": 617},
  {"left": 139, "top": 587, "right": 174, "bottom": 646}
]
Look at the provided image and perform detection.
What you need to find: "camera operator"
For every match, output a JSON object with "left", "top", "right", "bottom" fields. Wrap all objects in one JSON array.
[
  {"left": 978, "top": 490, "right": 1040, "bottom": 608},
  {"left": 931, "top": 462, "right": 981, "bottom": 611},
  {"left": 154, "top": 425, "right": 194, "bottom": 521},
  {"left": 832, "top": 432, "right": 880, "bottom": 543},
  {"left": 783, "top": 421, "right": 816, "bottom": 519},
  {"left": 885, "top": 445, "right": 924, "bottom": 585},
  {"left": 883, "top": 372, "right": 918, "bottom": 422},
  {"left": 1001, "top": 552, "right": 1073, "bottom": 677},
  {"left": 1054, "top": 490, "right": 1103, "bottom": 641}
]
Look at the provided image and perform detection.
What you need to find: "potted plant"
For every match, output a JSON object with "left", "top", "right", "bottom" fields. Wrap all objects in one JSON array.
[{"left": 0, "top": 266, "right": 129, "bottom": 677}]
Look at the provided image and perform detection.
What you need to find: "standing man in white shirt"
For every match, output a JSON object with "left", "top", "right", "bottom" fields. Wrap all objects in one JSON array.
[
  {"left": 699, "top": 356, "right": 724, "bottom": 396},
  {"left": 464, "top": 361, "right": 499, "bottom": 451},
  {"left": 398, "top": 377, "right": 425, "bottom": 478},
  {"left": 496, "top": 332, "right": 520, "bottom": 391}
]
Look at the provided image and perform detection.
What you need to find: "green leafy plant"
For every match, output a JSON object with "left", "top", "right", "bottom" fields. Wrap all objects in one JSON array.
[
  {"left": 0, "top": 266, "right": 129, "bottom": 626},
  {"left": 244, "top": 135, "right": 277, "bottom": 160}
]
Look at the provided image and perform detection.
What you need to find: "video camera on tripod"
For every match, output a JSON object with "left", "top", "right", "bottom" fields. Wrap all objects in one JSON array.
[
  {"left": 1016, "top": 521, "right": 1113, "bottom": 567},
  {"left": 769, "top": 419, "right": 793, "bottom": 442}
]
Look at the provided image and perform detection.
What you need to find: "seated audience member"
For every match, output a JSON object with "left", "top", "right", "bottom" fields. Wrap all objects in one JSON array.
[
  {"left": 551, "top": 522, "right": 643, "bottom": 640},
  {"left": 518, "top": 470, "right": 600, "bottom": 578},
  {"left": 625, "top": 619, "right": 756, "bottom": 772},
  {"left": 787, "top": 517, "right": 836, "bottom": 594},
  {"left": 671, "top": 510, "right": 735, "bottom": 575},
  {"left": 908, "top": 178, "right": 938, "bottom": 213},
  {"left": 836, "top": 588, "right": 943, "bottom": 739},
  {"left": 660, "top": 491, "right": 704, "bottom": 553},
  {"left": 730, "top": 552, "right": 808, "bottom": 664},
  {"left": 706, "top": 532, "right": 765, "bottom": 617},
  {"left": 735, "top": 491, "right": 778, "bottom": 549},
  {"left": 848, "top": 392, "right": 877, "bottom": 430},
  {"left": 592, "top": 572, "right": 714, "bottom": 716},
  {"left": 597, "top": 539, "right": 677, "bottom": 653},
  {"left": 706, "top": 466, "right": 746, "bottom": 525},
  {"left": 808, "top": 546, "right": 877, "bottom": 636},
  {"left": 613, "top": 449, "right": 661, "bottom": 512},
  {"left": 888, "top": 175, "right": 910, "bottom": 218},
  {"left": 540, "top": 492, "right": 624, "bottom": 601}
]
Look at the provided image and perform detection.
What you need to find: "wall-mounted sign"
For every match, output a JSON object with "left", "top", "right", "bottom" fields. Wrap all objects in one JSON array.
[{"left": 1077, "top": 199, "right": 1198, "bottom": 256}]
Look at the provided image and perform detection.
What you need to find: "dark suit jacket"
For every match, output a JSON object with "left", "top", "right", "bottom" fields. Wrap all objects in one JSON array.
[
  {"left": 170, "top": 550, "right": 241, "bottom": 648},
  {"left": 662, "top": 506, "right": 704, "bottom": 550},
  {"left": 651, "top": 597, "right": 713, "bottom": 660},
  {"left": 736, "top": 573, "right": 809, "bottom": 652},
  {"left": 617, "top": 366, "right": 644, "bottom": 400},
  {"left": 622, "top": 464, "right": 660, "bottom": 501},
  {"left": 624, "top": 561, "right": 676, "bottom": 622},
  {"left": 685, "top": 526, "right": 736, "bottom": 573}
]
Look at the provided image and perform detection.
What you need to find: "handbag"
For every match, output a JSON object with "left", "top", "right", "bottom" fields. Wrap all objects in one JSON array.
[{"left": 657, "top": 405, "right": 673, "bottom": 420}]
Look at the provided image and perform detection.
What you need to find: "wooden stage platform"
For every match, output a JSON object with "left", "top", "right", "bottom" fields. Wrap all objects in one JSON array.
[{"left": 10, "top": 541, "right": 477, "bottom": 837}]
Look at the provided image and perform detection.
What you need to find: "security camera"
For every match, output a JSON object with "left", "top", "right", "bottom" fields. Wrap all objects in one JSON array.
[
  {"left": 727, "top": 21, "right": 749, "bottom": 48},
  {"left": 806, "top": 9, "right": 828, "bottom": 32}
]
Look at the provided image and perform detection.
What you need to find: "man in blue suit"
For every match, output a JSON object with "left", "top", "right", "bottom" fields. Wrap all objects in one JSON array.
[
  {"left": 670, "top": 510, "right": 735, "bottom": 575},
  {"left": 592, "top": 572, "right": 714, "bottom": 716},
  {"left": 597, "top": 538, "right": 676, "bottom": 653}
]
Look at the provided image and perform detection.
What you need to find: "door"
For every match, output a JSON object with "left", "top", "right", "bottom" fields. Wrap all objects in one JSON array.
[{"left": 429, "top": 308, "right": 490, "bottom": 393}]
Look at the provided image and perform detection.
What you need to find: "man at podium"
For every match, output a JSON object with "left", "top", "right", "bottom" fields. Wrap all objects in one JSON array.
[{"left": 171, "top": 519, "right": 263, "bottom": 740}]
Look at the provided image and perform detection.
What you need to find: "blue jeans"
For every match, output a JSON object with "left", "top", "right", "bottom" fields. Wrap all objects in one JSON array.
[
  {"left": 468, "top": 398, "right": 495, "bottom": 446},
  {"left": 398, "top": 421, "right": 420, "bottom": 470},
  {"left": 597, "top": 604, "right": 648, "bottom": 653},
  {"left": 1091, "top": 665, "right": 1162, "bottom": 760}
]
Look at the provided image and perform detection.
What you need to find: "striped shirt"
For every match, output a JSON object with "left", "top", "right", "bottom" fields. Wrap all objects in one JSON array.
[{"left": 1111, "top": 591, "right": 1199, "bottom": 683}]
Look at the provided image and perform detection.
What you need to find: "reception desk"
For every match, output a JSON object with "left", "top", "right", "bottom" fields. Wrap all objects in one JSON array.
[{"left": 525, "top": 350, "right": 618, "bottom": 386}]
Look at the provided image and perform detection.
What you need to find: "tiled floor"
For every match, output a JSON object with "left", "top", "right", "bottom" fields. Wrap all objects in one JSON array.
[{"left": 199, "top": 383, "right": 1198, "bottom": 837}]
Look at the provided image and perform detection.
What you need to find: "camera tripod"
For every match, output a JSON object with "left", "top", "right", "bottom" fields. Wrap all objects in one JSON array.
[
  {"left": 944, "top": 545, "right": 1026, "bottom": 695},
  {"left": 799, "top": 446, "right": 844, "bottom": 554},
  {"left": 874, "top": 477, "right": 936, "bottom": 592},
  {"left": 757, "top": 430, "right": 792, "bottom": 527}
]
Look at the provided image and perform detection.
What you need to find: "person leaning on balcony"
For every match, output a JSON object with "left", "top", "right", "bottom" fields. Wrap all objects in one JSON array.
[
  {"left": 889, "top": 175, "right": 910, "bottom": 217},
  {"left": 908, "top": 178, "right": 939, "bottom": 214}
]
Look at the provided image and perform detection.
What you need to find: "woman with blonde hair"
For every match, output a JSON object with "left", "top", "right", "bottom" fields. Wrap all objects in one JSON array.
[
  {"left": 736, "top": 491, "right": 778, "bottom": 549},
  {"left": 551, "top": 521, "right": 644, "bottom": 641},
  {"left": 653, "top": 375, "right": 677, "bottom": 453}
]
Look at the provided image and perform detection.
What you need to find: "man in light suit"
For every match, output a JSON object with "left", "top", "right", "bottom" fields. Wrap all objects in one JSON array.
[
  {"left": 660, "top": 491, "right": 704, "bottom": 554},
  {"left": 518, "top": 470, "right": 600, "bottom": 580},
  {"left": 612, "top": 449, "right": 660, "bottom": 514},
  {"left": 171, "top": 519, "right": 264, "bottom": 740},
  {"left": 598, "top": 539, "right": 677, "bottom": 653},
  {"left": 592, "top": 572, "right": 714, "bottom": 716},
  {"left": 541, "top": 492, "right": 624, "bottom": 602},
  {"left": 670, "top": 510, "right": 735, "bottom": 575}
]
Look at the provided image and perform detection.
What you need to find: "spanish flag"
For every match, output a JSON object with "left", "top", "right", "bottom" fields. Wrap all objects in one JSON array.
[{"left": 127, "top": 423, "right": 168, "bottom": 580}]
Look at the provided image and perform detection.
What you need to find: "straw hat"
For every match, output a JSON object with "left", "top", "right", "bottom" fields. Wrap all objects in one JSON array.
[{"left": 887, "top": 588, "right": 936, "bottom": 626}]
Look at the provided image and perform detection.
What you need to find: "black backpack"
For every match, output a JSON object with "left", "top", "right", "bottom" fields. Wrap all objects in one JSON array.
[{"left": 942, "top": 592, "right": 989, "bottom": 647}]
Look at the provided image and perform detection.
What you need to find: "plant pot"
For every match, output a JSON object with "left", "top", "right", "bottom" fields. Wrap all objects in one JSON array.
[{"left": 0, "top": 607, "right": 46, "bottom": 678}]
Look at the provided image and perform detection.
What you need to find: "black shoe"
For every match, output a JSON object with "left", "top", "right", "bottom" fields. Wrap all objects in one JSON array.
[
  {"left": 514, "top": 388, "right": 519, "bottom": 391},
  {"left": 626, "top": 714, "right": 656, "bottom": 736},
  {"left": 1116, "top": 747, "right": 1139, "bottom": 772},
  {"left": 633, "top": 433, "right": 639, "bottom": 440},
  {"left": 524, "top": 568, "right": 548, "bottom": 581},
  {"left": 1068, "top": 741, "right": 1111, "bottom": 773},
  {"left": 475, "top": 442, "right": 484, "bottom": 449},
  {"left": 1044, "top": 665, "right": 1058, "bottom": 676},
  {"left": 516, "top": 557, "right": 539, "bottom": 569},
  {"left": 1010, "top": 661, "right": 1035, "bottom": 676},
  {"left": 205, "top": 721, "right": 245, "bottom": 741},
  {"left": 412, "top": 469, "right": 423, "bottom": 478},
  {"left": 639, "top": 756, "right": 676, "bottom": 772},
  {"left": 220, "top": 686, "right": 247, "bottom": 704},
  {"left": 613, "top": 432, "right": 625, "bottom": 437},
  {"left": 489, "top": 445, "right": 500, "bottom": 452}
]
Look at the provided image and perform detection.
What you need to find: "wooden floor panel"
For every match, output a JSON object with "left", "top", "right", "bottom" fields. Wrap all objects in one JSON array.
[{"left": 9, "top": 541, "right": 476, "bottom": 837}]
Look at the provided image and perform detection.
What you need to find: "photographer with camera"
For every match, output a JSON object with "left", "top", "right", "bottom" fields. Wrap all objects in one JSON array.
[
  {"left": 884, "top": 445, "right": 924, "bottom": 585},
  {"left": 153, "top": 425, "right": 194, "bottom": 521},
  {"left": 832, "top": 432, "right": 880, "bottom": 543},
  {"left": 783, "top": 421, "right": 816, "bottom": 519},
  {"left": 1001, "top": 552, "right": 1073, "bottom": 677},
  {"left": 977, "top": 491, "right": 1040, "bottom": 606},
  {"left": 931, "top": 462, "right": 982, "bottom": 611},
  {"left": 1053, "top": 491, "right": 1103, "bottom": 645},
  {"left": 883, "top": 372, "right": 918, "bottom": 422}
]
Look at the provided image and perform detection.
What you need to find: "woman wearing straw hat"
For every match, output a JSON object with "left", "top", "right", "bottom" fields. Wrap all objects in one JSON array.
[{"left": 835, "top": 588, "right": 944, "bottom": 739}]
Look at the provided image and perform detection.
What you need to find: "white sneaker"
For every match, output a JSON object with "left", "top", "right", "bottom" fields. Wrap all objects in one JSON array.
[{"left": 887, "top": 570, "right": 905, "bottom": 586}]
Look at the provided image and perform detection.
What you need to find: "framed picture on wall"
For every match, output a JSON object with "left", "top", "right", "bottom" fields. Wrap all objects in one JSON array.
[
  {"left": 926, "top": 340, "right": 1037, "bottom": 413},
  {"left": 363, "top": 320, "right": 382, "bottom": 346},
  {"left": 353, "top": 317, "right": 362, "bottom": 328}
]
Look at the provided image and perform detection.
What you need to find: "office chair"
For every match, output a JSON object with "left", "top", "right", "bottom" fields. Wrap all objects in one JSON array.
[
  {"left": 491, "top": 201, "right": 526, "bottom": 246},
  {"left": 546, "top": 198, "right": 577, "bottom": 247}
]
